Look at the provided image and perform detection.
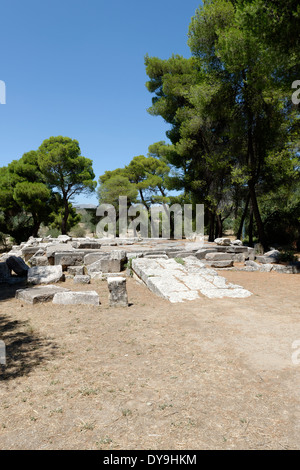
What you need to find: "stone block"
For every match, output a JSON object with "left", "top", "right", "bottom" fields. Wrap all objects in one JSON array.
[
  {"left": 107, "top": 277, "right": 128, "bottom": 307},
  {"left": 74, "top": 275, "right": 91, "bottom": 284},
  {"left": 205, "top": 252, "right": 234, "bottom": 261},
  {"left": 52, "top": 291, "right": 100, "bottom": 306},
  {"left": 214, "top": 237, "right": 231, "bottom": 246},
  {"left": 67, "top": 266, "right": 84, "bottom": 275},
  {"left": 16, "top": 285, "right": 70, "bottom": 304},
  {"left": 54, "top": 252, "right": 85, "bottom": 269},
  {"left": 28, "top": 265, "right": 64, "bottom": 284},
  {"left": 209, "top": 260, "right": 234, "bottom": 268}
]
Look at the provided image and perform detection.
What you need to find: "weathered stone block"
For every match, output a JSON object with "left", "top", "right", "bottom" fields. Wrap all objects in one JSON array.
[
  {"left": 195, "top": 248, "right": 218, "bottom": 259},
  {"left": 74, "top": 275, "right": 91, "bottom": 284},
  {"left": 16, "top": 285, "right": 70, "bottom": 304},
  {"left": 29, "top": 256, "right": 49, "bottom": 267},
  {"left": 28, "top": 265, "right": 64, "bottom": 284},
  {"left": 76, "top": 240, "right": 101, "bottom": 249},
  {"left": 205, "top": 252, "right": 234, "bottom": 261},
  {"left": 87, "top": 258, "right": 122, "bottom": 274},
  {"left": 209, "top": 260, "right": 234, "bottom": 268},
  {"left": 83, "top": 252, "right": 109, "bottom": 265},
  {"left": 107, "top": 277, "right": 128, "bottom": 307},
  {"left": 52, "top": 291, "right": 100, "bottom": 306},
  {"left": 214, "top": 237, "right": 231, "bottom": 246},
  {"left": 67, "top": 266, "right": 84, "bottom": 275},
  {"left": 54, "top": 252, "right": 85, "bottom": 269}
]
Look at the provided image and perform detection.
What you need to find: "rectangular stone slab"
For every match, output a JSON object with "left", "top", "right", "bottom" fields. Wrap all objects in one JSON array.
[
  {"left": 52, "top": 291, "right": 100, "bottom": 305},
  {"left": 16, "top": 285, "right": 70, "bottom": 304}
]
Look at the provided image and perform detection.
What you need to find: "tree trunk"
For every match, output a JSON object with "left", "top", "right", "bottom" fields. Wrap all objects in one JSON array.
[
  {"left": 248, "top": 201, "right": 254, "bottom": 247},
  {"left": 237, "top": 193, "right": 250, "bottom": 240},
  {"left": 32, "top": 215, "right": 40, "bottom": 238},
  {"left": 215, "top": 213, "right": 223, "bottom": 239},
  {"left": 208, "top": 211, "right": 215, "bottom": 242},
  {"left": 61, "top": 199, "right": 69, "bottom": 235},
  {"left": 248, "top": 181, "right": 268, "bottom": 250}
]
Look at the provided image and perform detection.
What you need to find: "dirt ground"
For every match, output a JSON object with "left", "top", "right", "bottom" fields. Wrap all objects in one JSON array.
[{"left": 0, "top": 270, "right": 300, "bottom": 450}]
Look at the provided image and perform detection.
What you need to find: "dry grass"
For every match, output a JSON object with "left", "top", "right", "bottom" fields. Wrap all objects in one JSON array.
[{"left": 0, "top": 270, "right": 300, "bottom": 450}]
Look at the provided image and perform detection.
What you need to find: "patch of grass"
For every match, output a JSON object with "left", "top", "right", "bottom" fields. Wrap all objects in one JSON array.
[
  {"left": 79, "top": 387, "right": 100, "bottom": 396},
  {"left": 122, "top": 408, "right": 132, "bottom": 417},
  {"left": 174, "top": 257, "right": 185, "bottom": 265}
]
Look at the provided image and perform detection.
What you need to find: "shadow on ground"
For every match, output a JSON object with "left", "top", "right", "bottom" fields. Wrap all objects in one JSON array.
[
  {"left": 0, "top": 280, "right": 27, "bottom": 302},
  {"left": 0, "top": 310, "right": 58, "bottom": 381}
]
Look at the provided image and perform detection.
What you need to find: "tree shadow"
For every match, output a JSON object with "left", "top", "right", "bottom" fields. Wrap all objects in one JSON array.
[
  {"left": 0, "top": 311, "right": 59, "bottom": 382},
  {"left": 0, "top": 279, "right": 27, "bottom": 302}
]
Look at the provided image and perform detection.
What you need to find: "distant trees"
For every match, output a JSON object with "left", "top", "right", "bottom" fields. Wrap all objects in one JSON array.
[
  {"left": 0, "top": 136, "right": 97, "bottom": 241},
  {"left": 38, "top": 136, "right": 97, "bottom": 234},
  {"left": 98, "top": 149, "right": 171, "bottom": 209}
]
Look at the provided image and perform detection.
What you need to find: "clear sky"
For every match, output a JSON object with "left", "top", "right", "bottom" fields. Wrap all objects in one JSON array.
[{"left": 0, "top": 0, "right": 202, "bottom": 205}]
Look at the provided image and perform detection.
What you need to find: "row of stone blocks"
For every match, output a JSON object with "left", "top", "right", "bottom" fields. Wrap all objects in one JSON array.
[{"left": 15, "top": 277, "right": 128, "bottom": 307}]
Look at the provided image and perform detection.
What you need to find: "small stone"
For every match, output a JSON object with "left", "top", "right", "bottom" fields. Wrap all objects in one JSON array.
[
  {"left": 67, "top": 266, "right": 84, "bottom": 275},
  {"left": 74, "top": 275, "right": 91, "bottom": 284},
  {"left": 214, "top": 237, "right": 231, "bottom": 246}
]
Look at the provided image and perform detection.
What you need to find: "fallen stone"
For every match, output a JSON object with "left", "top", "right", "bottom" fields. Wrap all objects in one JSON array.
[
  {"left": 231, "top": 253, "right": 246, "bottom": 263},
  {"left": 6, "top": 256, "right": 29, "bottom": 276},
  {"left": 22, "top": 246, "right": 43, "bottom": 261},
  {"left": 54, "top": 252, "right": 85, "bottom": 269},
  {"left": 83, "top": 252, "right": 108, "bottom": 265},
  {"left": 245, "top": 260, "right": 260, "bottom": 271},
  {"left": 52, "top": 291, "right": 100, "bottom": 305},
  {"left": 87, "top": 258, "right": 122, "bottom": 274},
  {"left": 205, "top": 253, "right": 234, "bottom": 261},
  {"left": 57, "top": 235, "right": 72, "bottom": 243},
  {"left": 214, "top": 237, "right": 231, "bottom": 246},
  {"left": 29, "top": 256, "right": 49, "bottom": 267},
  {"left": 28, "top": 265, "right": 64, "bottom": 284},
  {"left": 67, "top": 266, "right": 84, "bottom": 275},
  {"left": 264, "top": 249, "right": 280, "bottom": 261},
  {"left": 107, "top": 277, "right": 128, "bottom": 307},
  {"left": 231, "top": 239, "right": 243, "bottom": 246},
  {"left": 16, "top": 285, "right": 70, "bottom": 304},
  {"left": 46, "top": 243, "right": 74, "bottom": 260},
  {"left": 227, "top": 246, "right": 249, "bottom": 253},
  {"left": 74, "top": 274, "right": 91, "bottom": 284},
  {"left": 255, "top": 255, "right": 277, "bottom": 264},
  {"left": 271, "top": 264, "right": 296, "bottom": 274},
  {"left": 195, "top": 249, "right": 218, "bottom": 260},
  {"left": 76, "top": 240, "right": 101, "bottom": 249},
  {"left": 259, "top": 263, "right": 274, "bottom": 272},
  {"left": 209, "top": 260, "right": 234, "bottom": 268}
]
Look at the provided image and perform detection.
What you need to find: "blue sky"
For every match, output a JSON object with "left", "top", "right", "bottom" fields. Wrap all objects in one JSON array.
[{"left": 0, "top": 0, "right": 202, "bottom": 204}]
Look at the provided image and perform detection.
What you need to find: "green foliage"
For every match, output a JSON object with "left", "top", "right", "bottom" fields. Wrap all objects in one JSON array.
[
  {"left": 144, "top": 0, "right": 300, "bottom": 247},
  {"left": 38, "top": 136, "right": 97, "bottom": 234},
  {"left": 70, "top": 224, "right": 86, "bottom": 238}
]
